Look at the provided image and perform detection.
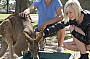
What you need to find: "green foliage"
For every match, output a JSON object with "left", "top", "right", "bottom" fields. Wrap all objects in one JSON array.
[
  {"left": 0, "top": 35, "right": 2, "bottom": 41},
  {"left": 65, "top": 34, "right": 72, "bottom": 39},
  {"left": 0, "top": 0, "right": 15, "bottom": 11},
  {"left": 0, "top": 14, "right": 11, "bottom": 20},
  {"left": 28, "top": 0, "right": 37, "bottom": 14},
  {"left": 8, "top": 3, "right": 15, "bottom": 10},
  {"left": 0, "top": 0, "right": 37, "bottom": 14},
  {"left": 0, "top": 0, "right": 7, "bottom": 10},
  {"left": 28, "top": 0, "right": 33, "bottom": 6}
]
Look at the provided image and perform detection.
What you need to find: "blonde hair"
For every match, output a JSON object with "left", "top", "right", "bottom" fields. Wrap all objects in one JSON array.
[{"left": 64, "top": 0, "right": 83, "bottom": 21}]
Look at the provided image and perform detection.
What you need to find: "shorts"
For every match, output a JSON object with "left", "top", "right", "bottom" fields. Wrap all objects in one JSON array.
[{"left": 35, "top": 28, "right": 39, "bottom": 32}]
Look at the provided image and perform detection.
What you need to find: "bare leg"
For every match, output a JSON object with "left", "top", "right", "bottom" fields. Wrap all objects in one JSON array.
[
  {"left": 57, "top": 29, "right": 65, "bottom": 47},
  {"left": 74, "top": 38, "right": 87, "bottom": 54},
  {"left": 86, "top": 45, "right": 90, "bottom": 51},
  {"left": 64, "top": 36, "right": 89, "bottom": 59},
  {"left": 63, "top": 41, "right": 79, "bottom": 51}
]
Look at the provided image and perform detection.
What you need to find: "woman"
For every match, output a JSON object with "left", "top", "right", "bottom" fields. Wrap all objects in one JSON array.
[
  {"left": 19, "top": 0, "right": 65, "bottom": 51},
  {"left": 63, "top": 0, "right": 90, "bottom": 59}
]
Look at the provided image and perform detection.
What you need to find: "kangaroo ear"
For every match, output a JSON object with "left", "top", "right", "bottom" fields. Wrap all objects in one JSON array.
[
  {"left": 24, "top": 31, "right": 33, "bottom": 41},
  {"left": 36, "top": 31, "right": 44, "bottom": 42}
]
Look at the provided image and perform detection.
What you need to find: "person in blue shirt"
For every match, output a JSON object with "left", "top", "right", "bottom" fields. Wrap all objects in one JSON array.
[{"left": 19, "top": 0, "right": 65, "bottom": 51}]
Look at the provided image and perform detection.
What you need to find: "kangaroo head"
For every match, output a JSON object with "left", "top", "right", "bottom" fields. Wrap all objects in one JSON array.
[{"left": 24, "top": 30, "right": 44, "bottom": 59}]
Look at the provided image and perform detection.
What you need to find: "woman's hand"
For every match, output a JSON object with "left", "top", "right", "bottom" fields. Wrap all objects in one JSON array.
[
  {"left": 74, "top": 26, "right": 85, "bottom": 36},
  {"left": 69, "top": 25, "right": 75, "bottom": 33},
  {"left": 69, "top": 25, "right": 85, "bottom": 36}
]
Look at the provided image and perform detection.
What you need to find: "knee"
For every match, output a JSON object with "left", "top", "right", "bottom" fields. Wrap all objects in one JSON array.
[
  {"left": 57, "top": 29, "right": 65, "bottom": 37},
  {"left": 63, "top": 42, "right": 67, "bottom": 48},
  {"left": 86, "top": 45, "right": 90, "bottom": 51},
  {"left": 58, "top": 28, "right": 65, "bottom": 33}
]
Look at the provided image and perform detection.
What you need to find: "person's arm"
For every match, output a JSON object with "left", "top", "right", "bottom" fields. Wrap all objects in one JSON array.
[
  {"left": 71, "top": 25, "right": 90, "bottom": 45},
  {"left": 44, "top": 7, "right": 63, "bottom": 25},
  {"left": 24, "top": 4, "right": 36, "bottom": 14},
  {"left": 38, "top": 7, "right": 63, "bottom": 31},
  {"left": 19, "top": 4, "right": 36, "bottom": 17}
]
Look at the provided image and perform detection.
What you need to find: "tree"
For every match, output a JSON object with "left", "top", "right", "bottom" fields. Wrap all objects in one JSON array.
[
  {"left": 15, "top": 0, "right": 29, "bottom": 13},
  {"left": 0, "top": 0, "right": 7, "bottom": 10},
  {"left": 6, "top": 0, "right": 9, "bottom": 13},
  {"left": 61, "top": 0, "right": 90, "bottom": 10},
  {"left": 78, "top": 0, "right": 90, "bottom": 10}
]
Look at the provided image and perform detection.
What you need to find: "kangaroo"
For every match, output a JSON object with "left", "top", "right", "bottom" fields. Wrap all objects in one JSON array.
[{"left": 0, "top": 14, "right": 43, "bottom": 59}]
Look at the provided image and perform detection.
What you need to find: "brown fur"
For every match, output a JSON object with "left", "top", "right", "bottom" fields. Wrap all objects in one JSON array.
[{"left": 0, "top": 14, "right": 43, "bottom": 59}]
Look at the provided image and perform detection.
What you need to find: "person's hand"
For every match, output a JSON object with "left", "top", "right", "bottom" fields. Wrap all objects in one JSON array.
[
  {"left": 38, "top": 23, "right": 48, "bottom": 31},
  {"left": 74, "top": 26, "right": 85, "bottom": 36},
  {"left": 19, "top": 9, "right": 30, "bottom": 18},
  {"left": 19, "top": 12, "right": 29, "bottom": 18},
  {"left": 69, "top": 25, "right": 85, "bottom": 36},
  {"left": 69, "top": 25, "right": 75, "bottom": 33}
]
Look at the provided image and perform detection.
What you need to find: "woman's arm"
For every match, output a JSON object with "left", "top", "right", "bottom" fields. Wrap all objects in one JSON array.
[{"left": 71, "top": 25, "right": 90, "bottom": 45}]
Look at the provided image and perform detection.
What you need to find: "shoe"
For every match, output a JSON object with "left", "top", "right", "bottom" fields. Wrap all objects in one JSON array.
[
  {"left": 56, "top": 46, "right": 64, "bottom": 52},
  {"left": 79, "top": 53, "right": 89, "bottom": 59}
]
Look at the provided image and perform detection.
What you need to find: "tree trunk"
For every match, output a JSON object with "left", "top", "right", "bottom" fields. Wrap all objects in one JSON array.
[
  {"left": 61, "top": 0, "right": 90, "bottom": 10},
  {"left": 7, "top": 0, "right": 9, "bottom": 14},
  {"left": 78, "top": 0, "right": 90, "bottom": 10},
  {"left": 15, "top": 0, "right": 28, "bottom": 13}
]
